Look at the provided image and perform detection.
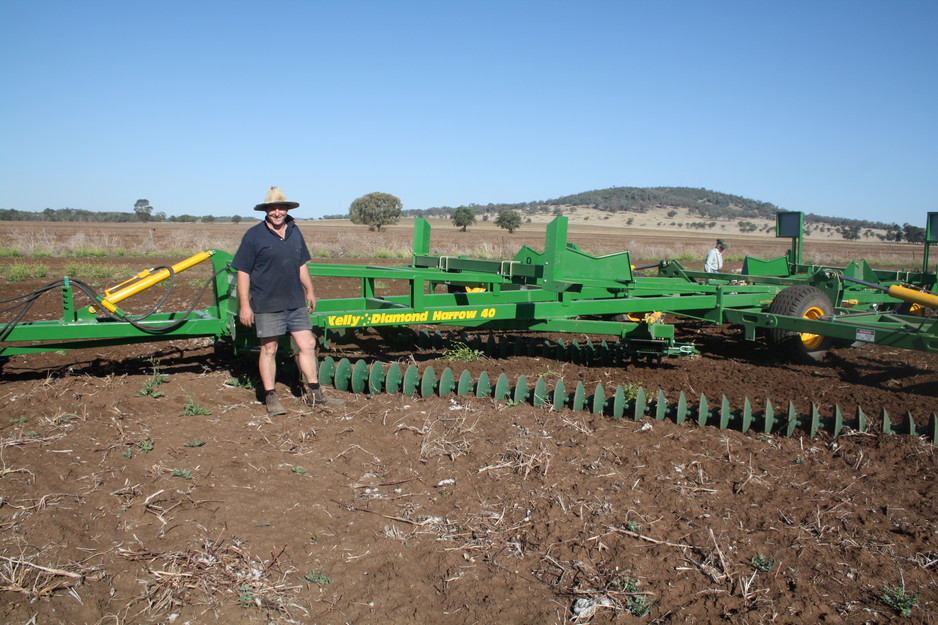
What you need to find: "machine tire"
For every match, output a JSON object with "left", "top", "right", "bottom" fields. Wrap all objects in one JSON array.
[{"left": 767, "top": 285, "right": 833, "bottom": 363}]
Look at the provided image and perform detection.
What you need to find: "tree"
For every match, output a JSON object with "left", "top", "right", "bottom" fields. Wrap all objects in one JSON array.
[
  {"left": 495, "top": 209, "right": 522, "bottom": 233},
  {"left": 452, "top": 206, "right": 476, "bottom": 232},
  {"left": 349, "top": 192, "right": 402, "bottom": 231},
  {"left": 232, "top": 215, "right": 242, "bottom": 224},
  {"left": 134, "top": 199, "right": 153, "bottom": 222},
  {"left": 903, "top": 223, "right": 925, "bottom": 244}
]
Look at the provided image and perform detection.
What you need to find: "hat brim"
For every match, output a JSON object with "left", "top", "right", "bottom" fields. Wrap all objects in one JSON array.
[{"left": 255, "top": 201, "right": 300, "bottom": 211}]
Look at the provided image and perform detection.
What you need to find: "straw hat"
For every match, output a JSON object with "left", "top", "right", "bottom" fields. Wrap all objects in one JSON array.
[{"left": 254, "top": 186, "right": 300, "bottom": 211}]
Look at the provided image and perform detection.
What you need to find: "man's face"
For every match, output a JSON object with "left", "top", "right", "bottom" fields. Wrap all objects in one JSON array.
[{"left": 265, "top": 205, "right": 288, "bottom": 227}]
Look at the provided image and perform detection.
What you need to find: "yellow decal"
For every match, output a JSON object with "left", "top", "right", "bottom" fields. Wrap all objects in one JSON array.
[{"left": 326, "top": 307, "right": 498, "bottom": 328}]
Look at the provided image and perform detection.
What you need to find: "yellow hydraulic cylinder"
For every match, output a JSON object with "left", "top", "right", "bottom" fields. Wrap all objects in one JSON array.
[
  {"left": 88, "top": 250, "right": 215, "bottom": 314},
  {"left": 887, "top": 284, "right": 938, "bottom": 310}
]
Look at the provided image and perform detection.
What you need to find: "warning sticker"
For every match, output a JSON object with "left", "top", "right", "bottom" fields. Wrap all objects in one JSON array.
[{"left": 855, "top": 329, "right": 875, "bottom": 343}]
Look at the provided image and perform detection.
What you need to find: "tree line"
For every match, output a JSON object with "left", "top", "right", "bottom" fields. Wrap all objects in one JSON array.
[{"left": 0, "top": 206, "right": 246, "bottom": 224}]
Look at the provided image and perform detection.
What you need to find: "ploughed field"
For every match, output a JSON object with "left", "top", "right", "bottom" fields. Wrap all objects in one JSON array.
[{"left": 0, "top": 220, "right": 936, "bottom": 624}]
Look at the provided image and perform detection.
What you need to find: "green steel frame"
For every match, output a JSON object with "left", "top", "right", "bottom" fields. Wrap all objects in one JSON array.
[{"left": 0, "top": 212, "right": 935, "bottom": 362}]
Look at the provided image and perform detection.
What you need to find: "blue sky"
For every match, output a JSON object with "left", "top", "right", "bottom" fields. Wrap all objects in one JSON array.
[{"left": 1, "top": 1, "right": 936, "bottom": 226}]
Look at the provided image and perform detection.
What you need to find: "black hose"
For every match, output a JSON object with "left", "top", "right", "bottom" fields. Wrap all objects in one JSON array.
[{"left": 0, "top": 265, "right": 230, "bottom": 340}]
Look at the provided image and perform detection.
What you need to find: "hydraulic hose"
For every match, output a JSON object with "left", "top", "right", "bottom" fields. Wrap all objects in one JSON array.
[{"left": 0, "top": 265, "right": 230, "bottom": 342}]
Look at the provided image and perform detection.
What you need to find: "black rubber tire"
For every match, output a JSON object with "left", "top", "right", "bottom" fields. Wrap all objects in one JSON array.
[{"left": 767, "top": 285, "right": 833, "bottom": 363}]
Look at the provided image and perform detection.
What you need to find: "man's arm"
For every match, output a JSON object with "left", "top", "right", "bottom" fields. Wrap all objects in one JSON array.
[
  {"left": 237, "top": 270, "right": 254, "bottom": 326},
  {"left": 298, "top": 263, "right": 316, "bottom": 311}
]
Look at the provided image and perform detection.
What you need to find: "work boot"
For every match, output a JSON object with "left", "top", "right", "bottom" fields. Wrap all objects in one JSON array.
[
  {"left": 265, "top": 391, "right": 286, "bottom": 416},
  {"left": 310, "top": 386, "right": 345, "bottom": 407}
]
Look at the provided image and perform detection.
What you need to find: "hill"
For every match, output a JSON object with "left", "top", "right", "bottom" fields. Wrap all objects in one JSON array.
[{"left": 408, "top": 186, "right": 914, "bottom": 242}]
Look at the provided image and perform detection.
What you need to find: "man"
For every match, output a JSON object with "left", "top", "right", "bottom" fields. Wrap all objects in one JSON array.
[
  {"left": 704, "top": 239, "right": 726, "bottom": 273},
  {"left": 231, "top": 186, "right": 341, "bottom": 415}
]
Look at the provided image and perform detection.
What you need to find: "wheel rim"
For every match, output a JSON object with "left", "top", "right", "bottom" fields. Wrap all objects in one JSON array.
[{"left": 800, "top": 305, "right": 825, "bottom": 349}]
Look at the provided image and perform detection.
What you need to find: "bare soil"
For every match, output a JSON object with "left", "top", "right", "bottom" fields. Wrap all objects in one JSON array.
[{"left": 1, "top": 225, "right": 936, "bottom": 624}]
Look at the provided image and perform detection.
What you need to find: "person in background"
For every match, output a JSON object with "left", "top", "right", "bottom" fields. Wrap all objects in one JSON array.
[
  {"left": 231, "top": 186, "right": 343, "bottom": 415},
  {"left": 704, "top": 239, "right": 726, "bottom": 273}
]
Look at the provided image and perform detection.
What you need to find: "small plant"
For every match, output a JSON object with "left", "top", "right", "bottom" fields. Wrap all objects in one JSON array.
[
  {"left": 122, "top": 449, "right": 133, "bottom": 459},
  {"left": 184, "top": 440, "right": 205, "bottom": 448},
  {"left": 9, "top": 416, "right": 28, "bottom": 424},
  {"left": 625, "top": 520, "right": 644, "bottom": 533},
  {"left": 440, "top": 341, "right": 484, "bottom": 362},
  {"left": 881, "top": 584, "right": 917, "bottom": 617},
  {"left": 171, "top": 468, "right": 192, "bottom": 480},
  {"left": 224, "top": 373, "right": 257, "bottom": 389},
  {"left": 611, "top": 575, "right": 640, "bottom": 593},
  {"left": 137, "top": 438, "right": 154, "bottom": 453},
  {"left": 239, "top": 584, "right": 254, "bottom": 607},
  {"left": 794, "top": 456, "right": 805, "bottom": 465},
  {"left": 301, "top": 570, "right": 332, "bottom": 585},
  {"left": 291, "top": 466, "right": 307, "bottom": 475},
  {"left": 610, "top": 576, "right": 653, "bottom": 617},
  {"left": 137, "top": 361, "right": 169, "bottom": 397},
  {"left": 622, "top": 384, "right": 642, "bottom": 402},
  {"left": 750, "top": 554, "right": 775, "bottom": 572},
  {"left": 625, "top": 595, "right": 653, "bottom": 617},
  {"left": 181, "top": 396, "right": 211, "bottom": 416}
]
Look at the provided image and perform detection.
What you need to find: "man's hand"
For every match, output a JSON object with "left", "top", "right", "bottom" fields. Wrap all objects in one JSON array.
[{"left": 239, "top": 304, "right": 254, "bottom": 327}]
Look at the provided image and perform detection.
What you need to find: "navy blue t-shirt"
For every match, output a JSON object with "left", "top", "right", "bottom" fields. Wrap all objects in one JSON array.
[{"left": 231, "top": 216, "right": 312, "bottom": 313}]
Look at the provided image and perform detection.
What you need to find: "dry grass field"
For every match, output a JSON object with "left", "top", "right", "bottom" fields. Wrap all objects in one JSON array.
[{"left": 0, "top": 217, "right": 936, "bottom": 624}]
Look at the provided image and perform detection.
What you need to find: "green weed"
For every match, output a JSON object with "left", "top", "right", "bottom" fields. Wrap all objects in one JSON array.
[
  {"left": 171, "top": 468, "right": 192, "bottom": 480},
  {"left": 622, "top": 384, "right": 642, "bottom": 402},
  {"left": 750, "top": 554, "right": 775, "bottom": 572},
  {"left": 625, "top": 520, "right": 644, "bottom": 533},
  {"left": 122, "top": 449, "right": 133, "bottom": 459},
  {"left": 1, "top": 263, "right": 48, "bottom": 281},
  {"left": 881, "top": 584, "right": 917, "bottom": 617},
  {"left": 64, "top": 262, "right": 130, "bottom": 280},
  {"left": 181, "top": 396, "right": 211, "bottom": 416},
  {"left": 610, "top": 575, "right": 654, "bottom": 617},
  {"left": 611, "top": 575, "right": 640, "bottom": 593},
  {"left": 9, "top": 416, "right": 28, "bottom": 424},
  {"left": 136, "top": 361, "right": 169, "bottom": 397},
  {"left": 137, "top": 438, "right": 154, "bottom": 453},
  {"left": 184, "top": 440, "right": 205, "bottom": 448},
  {"left": 441, "top": 341, "right": 484, "bottom": 362},
  {"left": 625, "top": 595, "right": 654, "bottom": 617},
  {"left": 301, "top": 570, "right": 332, "bottom": 585},
  {"left": 291, "top": 466, "right": 307, "bottom": 475},
  {"left": 224, "top": 373, "right": 257, "bottom": 389},
  {"left": 0, "top": 247, "right": 20, "bottom": 257},
  {"left": 239, "top": 584, "right": 254, "bottom": 607}
]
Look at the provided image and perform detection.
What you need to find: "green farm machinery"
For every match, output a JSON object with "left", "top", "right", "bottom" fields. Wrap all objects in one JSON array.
[{"left": 1, "top": 211, "right": 936, "bottom": 439}]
